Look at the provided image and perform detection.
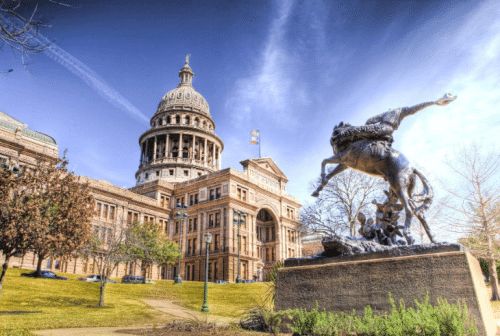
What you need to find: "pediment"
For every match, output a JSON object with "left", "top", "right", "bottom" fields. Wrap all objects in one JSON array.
[{"left": 240, "top": 157, "right": 288, "bottom": 181}]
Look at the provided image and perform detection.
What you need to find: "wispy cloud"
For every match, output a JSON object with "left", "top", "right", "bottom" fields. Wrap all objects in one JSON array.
[{"left": 225, "top": 0, "right": 307, "bottom": 129}]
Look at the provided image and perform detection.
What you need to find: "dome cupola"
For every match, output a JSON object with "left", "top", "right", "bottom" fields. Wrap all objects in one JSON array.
[{"left": 135, "top": 56, "right": 224, "bottom": 185}]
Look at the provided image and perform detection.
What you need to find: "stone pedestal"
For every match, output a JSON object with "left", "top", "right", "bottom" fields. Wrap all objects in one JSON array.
[{"left": 275, "top": 249, "right": 497, "bottom": 336}]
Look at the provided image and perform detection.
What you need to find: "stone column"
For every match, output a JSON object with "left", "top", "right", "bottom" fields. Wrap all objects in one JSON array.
[
  {"left": 145, "top": 139, "right": 149, "bottom": 163},
  {"left": 140, "top": 142, "right": 145, "bottom": 164},
  {"left": 204, "top": 138, "right": 208, "bottom": 165},
  {"left": 212, "top": 143, "right": 215, "bottom": 167},
  {"left": 217, "top": 146, "right": 221, "bottom": 169},
  {"left": 179, "top": 133, "right": 183, "bottom": 160},
  {"left": 153, "top": 136, "right": 157, "bottom": 161},
  {"left": 165, "top": 134, "right": 169, "bottom": 158},
  {"left": 197, "top": 213, "right": 202, "bottom": 255},
  {"left": 228, "top": 208, "right": 234, "bottom": 253},
  {"left": 193, "top": 135, "right": 196, "bottom": 160}
]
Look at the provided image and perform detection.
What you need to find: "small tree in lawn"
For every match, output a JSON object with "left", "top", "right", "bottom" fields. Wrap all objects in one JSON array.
[
  {"left": 126, "top": 220, "right": 180, "bottom": 284},
  {"left": 80, "top": 220, "right": 133, "bottom": 307},
  {"left": 28, "top": 152, "right": 94, "bottom": 276}
]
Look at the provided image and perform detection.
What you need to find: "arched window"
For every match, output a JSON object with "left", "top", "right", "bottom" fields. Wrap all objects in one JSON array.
[
  {"left": 202, "top": 121, "right": 206, "bottom": 129},
  {"left": 176, "top": 115, "right": 181, "bottom": 124},
  {"left": 185, "top": 116, "right": 190, "bottom": 125},
  {"left": 194, "top": 118, "right": 199, "bottom": 126},
  {"left": 166, "top": 116, "right": 171, "bottom": 124},
  {"left": 172, "top": 146, "right": 178, "bottom": 158},
  {"left": 182, "top": 147, "right": 188, "bottom": 158}
]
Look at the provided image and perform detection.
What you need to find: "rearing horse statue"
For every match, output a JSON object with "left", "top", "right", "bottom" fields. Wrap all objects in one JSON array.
[{"left": 312, "top": 94, "right": 457, "bottom": 245}]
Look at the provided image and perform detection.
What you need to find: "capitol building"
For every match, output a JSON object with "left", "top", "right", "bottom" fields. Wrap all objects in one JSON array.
[{"left": 0, "top": 57, "right": 302, "bottom": 282}]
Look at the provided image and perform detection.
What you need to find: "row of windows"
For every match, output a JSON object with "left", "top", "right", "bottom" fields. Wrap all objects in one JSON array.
[
  {"left": 257, "top": 246, "right": 276, "bottom": 262},
  {"left": 93, "top": 225, "right": 113, "bottom": 245},
  {"left": 152, "top": 114, "right": 213, "bottom": 131},
  {"left": 95, "top": 202, "right": 116, "bottom": 220},
  {"left": 257, "top": 226, "right": 275, "bottom": 242}
]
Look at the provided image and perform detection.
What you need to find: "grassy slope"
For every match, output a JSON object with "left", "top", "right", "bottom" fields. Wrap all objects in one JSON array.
[{"left": 0, "top": 267, "right": 268, "bottom": 331}]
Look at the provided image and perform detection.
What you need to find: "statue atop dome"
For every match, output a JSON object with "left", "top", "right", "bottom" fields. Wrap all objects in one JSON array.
[{"left": 185, "top": 54, "right": 191, "bottom": 66}]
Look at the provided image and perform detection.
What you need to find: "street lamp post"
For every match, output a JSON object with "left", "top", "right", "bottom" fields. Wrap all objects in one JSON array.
[
  {"left": 201, "top": 232, "right": 212, "bottom": 313},
  {"left": 233, "top": 210, "right": 245, "bottom": 284},
  {"left": 174, "top": 203, "right": 188, "bottom": 284}
]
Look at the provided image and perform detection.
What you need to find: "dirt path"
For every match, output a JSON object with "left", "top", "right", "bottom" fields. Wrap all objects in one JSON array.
[{"left": 33, "top": 299, "right": 236, "bottom": 336}]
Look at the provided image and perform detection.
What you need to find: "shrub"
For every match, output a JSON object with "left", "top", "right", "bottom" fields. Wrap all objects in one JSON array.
[{"left": 242, "top": 293, "right": 478, "bottom": 336}]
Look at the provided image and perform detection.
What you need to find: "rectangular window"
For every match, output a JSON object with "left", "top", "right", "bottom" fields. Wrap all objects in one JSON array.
[
  {"left": 190, "top": 195, "right": 194, "bottom": 206},
  {"left": 156, "top": 170, "right": 160, "bottom": 176},
  {"left": 242, "top": 190, "right": 247, "bottom": 202},
  {"left": 194, "top": 194, "right": 198, "bottom": 204},
  {"left": 169, "top": 169, "right": 174, "bottom": 176},
  {"left": 188, "top": 219, "right": 193, "bottom": 232},
  {"left": 184, "top": 170, "right": 189, "bottom": 176},
  {"left": 242, "top": 236, "right": 247, "bottom": 254},
  {"left": 209, "top": 214, "right": 214, "bottom": 228},
  {"left": 216, "top": 187, "right": 221, "bottom": 199},
  {"left": 209, "top": 189, "right": 215, "bottom": 200},
  {"left": 94, "top": 226, "right": 99, "bottom": 235},
  {"left": 109, "top": 206, "right": 115, "bottom": 220},
  {"left": 133, "top": 213, "right": 139, "bottom": 223},
  {"left": 215, "top": 213, "right": 220, "bottom": 227},
  {"left": 214, "top": 234, "right": 219, "bottom": 251},
  {"left": 175, "top": 222, "right": 179, "bottom": 234},
  {"left": 101, "top": 227, "right": 106, "bottom": 241},
  {"left": 160, "top": 196, "right": 166, "bottom": 208},
  {"left": 103, "top": 204, "right": 108, "bottom": 219},
  {"left": 193, "top": 218, "right": 198, "bottom": 231},
  {"left": 96, "top": 202, "right": 102, "bottom": 216},
  {"left": 193, "top": 238, "right": 197, "bottom": 254},
  {"left": 107, "top": 229, "right": 112, "bottom": 244},
  {"left": 127, "top": 211, "right": 132, "bottom": 224}
]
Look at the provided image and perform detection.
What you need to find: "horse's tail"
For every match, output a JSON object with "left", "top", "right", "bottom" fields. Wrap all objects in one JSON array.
[{"left": 410, "top": 168, "right": 434, "bottom": 215}]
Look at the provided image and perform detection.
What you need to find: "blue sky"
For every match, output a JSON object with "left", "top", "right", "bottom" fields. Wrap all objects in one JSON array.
[{"left": 1, "top": 0, "right": 499, "bottom": 208}]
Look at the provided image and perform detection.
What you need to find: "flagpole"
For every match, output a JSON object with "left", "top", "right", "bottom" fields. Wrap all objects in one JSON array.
[{"left": 259, "top": 129, "right": 261, "bottom": 158}]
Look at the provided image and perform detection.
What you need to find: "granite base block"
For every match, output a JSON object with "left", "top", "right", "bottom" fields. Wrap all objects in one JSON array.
[{"left": 275, "top": 250, "right": 497, "bottom": 336}]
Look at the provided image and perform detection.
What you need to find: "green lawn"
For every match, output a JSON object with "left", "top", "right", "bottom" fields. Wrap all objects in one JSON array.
[
  {"left": 153, "top": 281, "right": 268, "bottom": 318},
  {"left": 0, "top": 267, "right": 268, "bottom": 332}
]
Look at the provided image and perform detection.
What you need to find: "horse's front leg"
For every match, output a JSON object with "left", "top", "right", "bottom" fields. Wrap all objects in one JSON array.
[{"left": 312, "top": 161, "right": 347, "bottom": 197}]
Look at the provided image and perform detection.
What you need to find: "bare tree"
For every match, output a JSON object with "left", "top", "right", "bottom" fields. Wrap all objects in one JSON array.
[
  {"left": 0, "top": 1, "right": 49, "bottom": 70},
  {"left": 0, "top": 0, "right": 74, "bottom": 73},
  {"left": 301, "top": 169, "right": 386, "bottom": 237},
  {"left": 80, "top": 220, "right": 133, "bottom": 307},
  {"left": 441, "top": 143, "right": 500, "bottom": 301}
]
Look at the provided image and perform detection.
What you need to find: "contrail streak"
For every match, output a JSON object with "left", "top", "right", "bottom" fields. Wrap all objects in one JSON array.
[
  {"left": 1, "top": 10, "right": 150, "bottom": 125},
  {"left": 40, "top": 36, "right": 150, "bottom": 125}
]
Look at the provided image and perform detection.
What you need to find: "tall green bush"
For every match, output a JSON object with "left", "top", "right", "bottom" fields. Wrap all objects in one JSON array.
[{"left": 243, "top": 293, "right": 478, "bottom": 336}]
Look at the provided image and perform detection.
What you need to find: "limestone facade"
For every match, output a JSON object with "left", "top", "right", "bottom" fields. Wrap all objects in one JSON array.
[{"left": 0, "top": 58, "right": 302, "bottom": 282}]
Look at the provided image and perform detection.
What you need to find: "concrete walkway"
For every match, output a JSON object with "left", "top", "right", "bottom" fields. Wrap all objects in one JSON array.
[{"left": 33, "top": 299, "right": 237, "bottom": 336}]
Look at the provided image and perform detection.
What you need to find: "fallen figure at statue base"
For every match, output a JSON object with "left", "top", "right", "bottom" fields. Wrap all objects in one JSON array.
[{"left": 317, "top": 235, "right": 465, "bottom": 258}]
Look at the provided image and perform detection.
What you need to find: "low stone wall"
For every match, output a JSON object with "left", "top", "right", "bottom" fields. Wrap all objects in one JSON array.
[{"left": 275, "top": 251, "right": 497, "bottom": 336}]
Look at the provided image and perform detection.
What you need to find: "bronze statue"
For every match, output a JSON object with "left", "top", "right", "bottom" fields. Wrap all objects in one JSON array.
[{"left": 313, "top": 94, "right": 457, "bottom": 245}]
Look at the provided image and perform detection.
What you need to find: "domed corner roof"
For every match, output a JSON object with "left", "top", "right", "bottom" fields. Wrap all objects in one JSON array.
[
  {"left": 155, "top": 56, "right": 211, "bottom": 117},
  {"left": 156, "top": 86, "right": 211, "bottom": 117}
]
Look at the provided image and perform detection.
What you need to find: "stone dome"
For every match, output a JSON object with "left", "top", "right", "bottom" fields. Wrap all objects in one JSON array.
[{"left": 155, "top": 56, "right": 211, "bottom": 117}]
